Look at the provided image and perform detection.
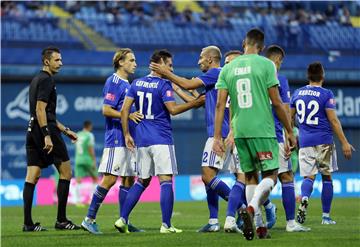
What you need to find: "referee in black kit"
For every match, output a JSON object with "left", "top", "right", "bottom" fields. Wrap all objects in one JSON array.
[{"left": 23, "top": 46, "right": 80, "bottom": 231}]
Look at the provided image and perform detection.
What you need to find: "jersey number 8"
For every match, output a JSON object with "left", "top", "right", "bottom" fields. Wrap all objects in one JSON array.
[{"left": 236, "top": 78, "right": 252, "bottom": 108}]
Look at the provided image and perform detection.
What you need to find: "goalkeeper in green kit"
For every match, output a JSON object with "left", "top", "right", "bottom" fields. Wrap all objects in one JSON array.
[{"left": 74, "top": 120, "right": 98, "bottom": 206}]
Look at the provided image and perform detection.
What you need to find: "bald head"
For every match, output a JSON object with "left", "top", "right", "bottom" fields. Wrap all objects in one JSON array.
[{"left": 202, "top": 46, "right": 222, "bottom": 63}]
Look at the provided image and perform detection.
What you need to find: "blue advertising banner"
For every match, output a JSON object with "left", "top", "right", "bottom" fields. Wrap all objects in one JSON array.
[{"left": 0, "top": 179, "right": 36, "bottom": 207}]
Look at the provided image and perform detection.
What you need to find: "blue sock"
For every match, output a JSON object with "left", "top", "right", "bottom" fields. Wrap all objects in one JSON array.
[
  {"left": 208, "top": 177, "right": 231, "bottom": 201},
  {"left": 87, "top": 186, "right": 109, "bottom": 219},
  {"left": 226, "top": 181, "right": 245, "bottom": 217},
  {"left": 321, "top": 180, "right": 333, "bottom": 214},
  {"left": 206, "top": 185, "right": 219, "bottom": 219},
  {"left": 120, "top": 182, "right": 145, "bottom": 223},
  {"left": 263, "top": 198, "right": 271, "bottom": 207},
  {"left": 282, "top": 182, "right": 296, "bottom": 221},
  {"left": 119, "top": 185, "right": 130, "bottom": 217},
  {"left": 301, "top": 178, "right": 314, "bottom": 199},
  {"left": 160, "top": 180, "right": 174, "bottom": 227}
]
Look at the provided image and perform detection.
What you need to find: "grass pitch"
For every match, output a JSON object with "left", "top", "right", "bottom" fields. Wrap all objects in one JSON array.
[{"left": 2, "top": 198, "right": 360, "bottom": 247}]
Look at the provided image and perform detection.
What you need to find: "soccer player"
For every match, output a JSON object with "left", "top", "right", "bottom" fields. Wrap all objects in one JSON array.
[
  {"left": 291, "top": 62, "right": 354, "bottom": 225},
  {"left": 81, "top": 48, "right": 144, "bottom": 234},
  {"left": 264, "top": 45, "right": 310, "bottom": 232},
  {"left": 150, "top": 46, "right": 234, "bottom": 233},
  {"left": 115, "top": 49, "right": 204, "bottom": 233},
  {"left": 23, "top": 46, "right": 80, "bottom": 231},
  {"left": 74, "top": 120, "right": 97, "bottom": 206},
  {"left": 212, "top": 28, "right": 296, "bottom": 240},
  {"left": 222, "top": 50, "right": 277, "bottom": 233}
]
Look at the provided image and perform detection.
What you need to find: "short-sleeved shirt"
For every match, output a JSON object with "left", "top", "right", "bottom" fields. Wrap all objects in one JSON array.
[
  {"left": 75, "top": 130, "right": 95, "bottom": 166},
  {"left": 216, "top": 54, "right": 279, "bottom": 138},
  {"left": 29, "top": 70, "right": 57, "bottom": 122},
  {"left": 272, "top": 74, "right": 291, "bottom": 143},
  {"left": 290, "top": 85, "right": 335, "bottom": 148},
  {"left": 126, "top": 75, "right": 175, "bottom": 147},
  {"left": 103, "top": 73, "right": 136, "bottom": 148},
  {"left": 197, "top": 67, "right": 229, "bottom": 138}
]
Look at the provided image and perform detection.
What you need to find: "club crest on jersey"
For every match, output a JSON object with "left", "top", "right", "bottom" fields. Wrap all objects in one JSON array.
[
  {"left": 166, "top": 90, "right": 173, "bottom": 97},
  {"left": 256, "top": 152, "right": 273, "bottom": 161},
  {"left": 329, "top": 98, "right": 335, "bottom": 105},
  {"left": 105, "top": 93, "right": 115, "bottom": 101}
]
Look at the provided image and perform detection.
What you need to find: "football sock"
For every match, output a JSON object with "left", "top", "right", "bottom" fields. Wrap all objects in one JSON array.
[
  {"left": 57, "top": 179, "right": 70, "bottom": 222},
  {"left": 263, "top": 198, "right": 273, "bottom": 209},
  {"left": 246, "top": 184, "right": 256, "bottom": 206},
  {"left": 75, "top": 183, "right": 82, "bottom": 204},
  {"left": 208, "top": 177, "right": 231, "bottom": 201},
  {"left": 121, "top": 182, "right": 145, "bottom": 223},
  {"left": 23, "top": 182, "right": 35, "bottom": 225},
  {"left": 249, "top": 178, "right": 274, "bottom": 212},
  {"left": 282, "top": 182, "right": 296, "bottom": 221},
  {"left": 301, "top": 177, "right": 314, "bottom": 200},
  {"left": 119, "top": 185, "right": 130, "bottom": 217},
  {"left": 206, "top": 185, "right": 219, "bottom": 219},
  {"left": 87, "top": 185, "right": 109, "bottom": 219},
  {"left": 226, "top": 181, "right": 245, "bottom": 217},
  {"left": 321, "top": 180, "right": 333, "bottom": 214},
  {"left": 160, "top": 180, "right": 174, "bottom": 227}
]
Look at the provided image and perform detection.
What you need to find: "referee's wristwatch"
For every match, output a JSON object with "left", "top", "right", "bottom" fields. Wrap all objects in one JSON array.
[{"left": 63, "top": 127, "right": 70, "bottom": 134}]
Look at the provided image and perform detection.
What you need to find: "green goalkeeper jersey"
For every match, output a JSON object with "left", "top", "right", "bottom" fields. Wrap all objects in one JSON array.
[
  {"left": 75, "top": 130, "right": 95, "bottom": 166},
  {"left": 216, "top": 54, "right": 279, "bottom": 138}
]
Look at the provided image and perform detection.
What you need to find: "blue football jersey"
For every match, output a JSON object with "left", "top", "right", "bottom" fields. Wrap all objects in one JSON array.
[
  {"left": 272, "top": 74, "right": 291, "bottom": 143},
  {"left": 126, "top": 75, "right": 175, "bottom": 147},
  {"left": 197, "top": 67, "right": 230, "bottom": 138},
  {"left": 103, "top": 73, "right": 136, "bottom": 148},
  {"left": 290, "top": 85, "right": 336, "bottom": 148}
]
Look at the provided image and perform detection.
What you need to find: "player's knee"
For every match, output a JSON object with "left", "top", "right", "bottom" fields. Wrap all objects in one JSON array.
[
  {"left": 138, "top": 178, "right": 151, "bottom": 188},
  {"left": 279, "top": 171, "right": 294, "bottom": 183},
  {"left": 101, "top": 175, "right": 117, "bottom": 189},
  {"left": 321, "top": 174, "right": 332, "bottom": 182},
  {"left": 122, "top": 176, "right": 135, "bottom": 187}
]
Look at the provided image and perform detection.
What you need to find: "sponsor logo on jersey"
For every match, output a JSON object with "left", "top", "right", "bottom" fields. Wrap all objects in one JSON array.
[{"left": 256, "top": 152, "right": 273, "bottom": 161}]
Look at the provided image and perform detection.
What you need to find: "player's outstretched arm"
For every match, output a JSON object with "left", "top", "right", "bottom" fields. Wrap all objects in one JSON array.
[
  {"left": 165, "top": 95, "right": 205, "bottom": 116},
  {"left": 326, "top": 109, "right": 354, "bottom": 159},
  {"left": 268, "top": 86, "right": 296, "bottom": 149},
  {"left": 121, "top": 97, "right": 136, "bottom": 151},
  {"left": 150, "top": 62, "right": 203, "bottom": 90},
  {"left": 212, "top": 89, "right": 228, "bottom": 157},
  {"left": 172, "top": 83, "right": 198, "bottom": 103}
]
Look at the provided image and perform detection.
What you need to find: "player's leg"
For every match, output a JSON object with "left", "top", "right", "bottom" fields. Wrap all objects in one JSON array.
[
  {"left": 297, "top": 146, "right": 317, "bottom": 224},
  {"left": 23, "top": 165, "right": 46, "bottom": 231},
  {"left": 278, "top": 143, "right": 310, "bottom": 232},
  {"left": 54, "top": 160, "right": 80, "bottom": 230},
  {"left": 74, "top": 164, "right": 86, "bottom": 207},
  {"left": 82, "top": 147, "right": 120, "bottom": 234},
  {"left": 152, "top": 145, "right": 182, "bottom": 233},
  {"left": 319, "top": 144, "right": 338, "bottom": 224},
  {"left": 199, "top": 138, "right": 230, "bottom": 232},
  {"left": 115, "top": 147, "right": 152, "bottom": 233},
  {"left": 225, "top": 150, "right": 245, "bottom": 233}
]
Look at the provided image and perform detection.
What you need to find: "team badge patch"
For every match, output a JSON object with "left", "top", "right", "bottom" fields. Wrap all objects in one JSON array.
[
  {"left": 256, "top": 152, "right": 273, "bottom": 161},
  {"left": 166, "top": 90, "right": 173, "bottom": 97},
  {"left": 105, "top": 93, "right": 115, "bottom": 101}
]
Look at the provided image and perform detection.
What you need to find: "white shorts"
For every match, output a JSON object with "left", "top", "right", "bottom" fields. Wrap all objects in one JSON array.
[
  {"left": 202, "top": 138, "right": 243, "bottom": 174},
  {"left": 278, "top": 142, "right": 292, "bottom": 174},
  {"left": 98, "top": 147, "right": 136, "bottom": 176},
  {"left": 299, "top": 144, "right": 338, "bottom": 177},
  {"left": 136, "top": 145, "right": 178, "bottom": 179}
]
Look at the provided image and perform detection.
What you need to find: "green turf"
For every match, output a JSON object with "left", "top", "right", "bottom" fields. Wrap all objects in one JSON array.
[{"left": 2, "top": 198, "right": 360, "bottom": 247}]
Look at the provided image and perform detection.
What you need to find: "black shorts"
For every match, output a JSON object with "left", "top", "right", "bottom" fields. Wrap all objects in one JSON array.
[{"left": 26, "top": 121, "right": 69, "bottom": 168}]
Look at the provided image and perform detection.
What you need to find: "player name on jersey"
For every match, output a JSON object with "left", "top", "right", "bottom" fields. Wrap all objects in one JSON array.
[
  {"left": 298, "top": 89, "right": 321, "bottom": 97},
  {"left": 234, "top": 66, "right": 251, "bottom": 75},
  {"left": 135, "top": 80, "right": 159, "bottom": 88}
]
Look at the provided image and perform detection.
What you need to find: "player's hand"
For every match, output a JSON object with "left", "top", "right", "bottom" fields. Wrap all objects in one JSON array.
[
  {"left": 125, "top": 134, "right": 135, "bottom": 152},
  {"left": 194, "top": 95, "right": 205, "bottom": 108},
  {"left": 212, "top": 138, "right": 225, "bottom": 157},
  {"left": 283, "top": 142, "right": 291, "bottom": 160},
  {"left": 43, "top": 135, "right": 53, "bottom": 154},
  {"left": 287, "top": 132, "right": 297, "bottom": 151},
  {"left": 342, "top": 142, "right": 355, "bottom": 160},
  {"left": 65, "top": 129, "right": 78, "bottom": 142},
  {"left": 129, "top": 111, "right": 144, "bottom": 124},
  {"left": 225, "top": 130, "right": 235, "bottom": 151},
  {"left": 149, "top": 62, "right": 170, "bottom": 77}
]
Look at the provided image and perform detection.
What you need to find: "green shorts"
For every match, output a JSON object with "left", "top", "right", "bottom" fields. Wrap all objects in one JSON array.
[
  {"left": 75, "top": 164, "right": 97, "bottom": 178},
  {"left": 235, "top": 138, "right": 279, "bottom": 173}
]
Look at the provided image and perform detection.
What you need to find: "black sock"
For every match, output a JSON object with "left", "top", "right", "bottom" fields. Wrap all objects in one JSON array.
[
  {"left": 57, "top": 179, "right": 70, "bottom": 222},
  {"left": 23, "top": 182, "right": 35, "bottom": 225}
]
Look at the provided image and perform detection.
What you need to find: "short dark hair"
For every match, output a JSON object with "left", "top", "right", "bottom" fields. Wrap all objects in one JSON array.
[
  {"left": 150, "top": 49, "right": 172, "bottom": 64},
  {"left": 265, "top": 45, "right": 285, "bottom": 59},
  {"left": 41, "top": 46, "right": 60, "bottom": 64},
  {"left": 307, "top": 62, "right": 324, "bottom": 82},
  {"left": 83, "top": 120, "right": 92, "bottom": 128},
  {"left": 113, "top": 48, "right": 133, "bottom": 70},
  {"left": 245, "top": 28, "right": 265, "bottom": 49},
  {"left": 224, "top": 50, "right": 243, "bottom": 58}
]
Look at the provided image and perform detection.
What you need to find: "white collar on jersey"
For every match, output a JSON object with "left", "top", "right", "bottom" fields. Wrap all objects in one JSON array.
[{"left": 113, "top": 73, "right": 129, "bottom": 82}]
